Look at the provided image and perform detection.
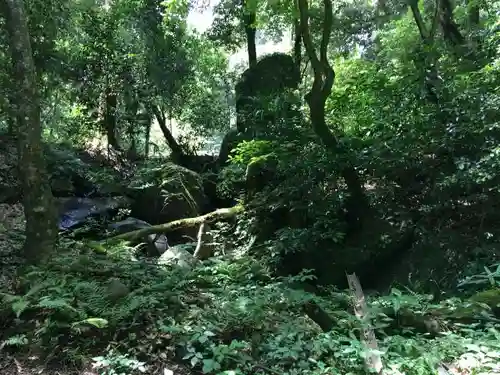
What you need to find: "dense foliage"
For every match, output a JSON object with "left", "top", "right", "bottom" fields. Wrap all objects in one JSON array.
[{"left": 0, "top": 0, "right": 499, "bottom": 374}]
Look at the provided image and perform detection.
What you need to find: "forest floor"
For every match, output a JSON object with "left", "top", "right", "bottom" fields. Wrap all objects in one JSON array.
[
  {"left": 1, "top": 203, "right": 499, "bottom": 374},
  {"left": 0, "top": 353, "right": 195, "bottom": 375}
]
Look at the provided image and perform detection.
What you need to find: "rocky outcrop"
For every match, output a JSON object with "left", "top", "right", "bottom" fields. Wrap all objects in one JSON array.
[
  {"left": 235, "top": 52, "right": 300, "bottom": 134},
  {"left": 128, "top": 162, "right": 208, "bottom": 243}
]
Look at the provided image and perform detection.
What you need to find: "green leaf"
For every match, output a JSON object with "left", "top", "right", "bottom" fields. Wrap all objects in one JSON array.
[
  {"left": 74, "top": 317, "right": 109, "bottom": 329},
  {"left": 190, "top": 356, "right": 200, "bottom": 368},
  {"left": 12, "top": 299, "right": 30, "bottom": 318},
  {"left": 202, "top": 359, "right": 220, "bottom": 373}
]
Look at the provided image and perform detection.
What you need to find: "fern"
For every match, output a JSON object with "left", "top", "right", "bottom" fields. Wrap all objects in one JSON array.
[
  {"left": 1, "top": 334, "right": 28, "bottom": 348},
  {"left": 37, "top": 296, "right": 78, "bottom": 313}
]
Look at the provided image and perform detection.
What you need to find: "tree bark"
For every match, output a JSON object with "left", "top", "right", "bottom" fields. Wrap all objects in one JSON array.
[
  {"left": 193, "top": 222, "right": 216, "bottom": 260},
  {"left": 293, "top": 1, "right": 301, "bottom": 71},
  {"left": 409, "top": 0, "right": 441, "bottom": 105},
  {"left": 438, "top": 0, "right": 465, "bottom": 47},
  {"left": 104, "top": 86, "right": 120, "bottom": 150},
  {"left": 2, "top": 0, "right": 57, "bottom": 263},
  {"left": 242, "top": 0, "right": 257, "bottom": 67},
  {"left": 150, "top": 104, "right": 185, "bottom": 163},
  {"left": 297, "top": 0, "right": 369, "bottom": 232},
  {"left": 107, "top": 205, "right": 244, "bottom": 242},
  {"left": 143, "top": 110, "right": 152, "bottom": 157}
]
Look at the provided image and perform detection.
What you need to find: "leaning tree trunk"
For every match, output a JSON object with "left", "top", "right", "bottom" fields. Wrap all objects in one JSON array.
[
  {"left": 297, "top": 0, "right": 369, "bottom": 233},
  {"left": 2, "top": 0, "right": 57, "bottom": 263},
  {"left": 408, "top": 0, "right": 441, "bottom": 105},
  {"left": 150, "top": 104, "right": 185, "bottom": 163},
  {"left": 438, "top": 0, "right": 465, "bottom": 48}
]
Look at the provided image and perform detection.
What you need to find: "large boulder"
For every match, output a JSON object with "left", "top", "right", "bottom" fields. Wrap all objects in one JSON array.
[
  {"left": 158, "top": 244, "right": 198, "bottom": 269},
  {"left": 245, "top": 153, "right": 278, "bottom": 199},
  {"left": 235, "top": 53, "right": 300, "bottom": 133},
  {"left": 45, "top": 146, "right": 95, "bottom": 196},
  {"left": 128, "top": 162, "right": 209, "bottom": 243},
  {"left": 46, "top": 145, "right": 126, "bottom": 197},
  {"left": 217, "top": 128, "right": 252, "bottom": 168},
  {"left": 57, "top": 197, "right": 130, "bottom": 230}
]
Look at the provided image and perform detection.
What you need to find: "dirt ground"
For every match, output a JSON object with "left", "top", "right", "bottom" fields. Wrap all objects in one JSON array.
[{"left": 0, "top": 353, "right": 195, "bottom": 375}]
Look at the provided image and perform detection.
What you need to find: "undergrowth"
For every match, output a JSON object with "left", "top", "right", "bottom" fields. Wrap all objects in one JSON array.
[{"left": 0, "top": 238, "right": 499, "bottom": 375}]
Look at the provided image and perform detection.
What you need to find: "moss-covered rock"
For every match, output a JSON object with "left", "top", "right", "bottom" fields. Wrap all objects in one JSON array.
[
  {"left": 469, "top": 289, "right": 500, "bottom": 316},
  {"left": 128, "top": 162, "right": 209, "bottom": 243},
  {"left": 235, "top": 53, "right": 300, "bottom": 133}
]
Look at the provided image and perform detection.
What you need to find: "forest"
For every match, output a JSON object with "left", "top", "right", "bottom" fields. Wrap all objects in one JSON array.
[{"left": 0, "top": 0, "right": 499, "bottom": 374}]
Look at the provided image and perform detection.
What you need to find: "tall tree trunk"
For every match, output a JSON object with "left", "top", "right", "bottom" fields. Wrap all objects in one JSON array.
[
  {"left": 467, "top": 0, "right": 479, "bottom": 27},
  {"left": 409, "top": 0, "right": 441, "bottom": 105},
  {"left": 7, "top": 116, "right": 15, "bottom": 135},
  {"left": 293, "top": 14, "right": 301, "bottom": 71},
  {"left": 242, "top": 0, "right": 257, "bottom": 67},
  {"left": 142, "top": 110, "right": 152, "bottom": 157},
  {"left": 297, "top": 0, "right": 369, "bottom": 233},
  {"left": 2, "top": 0, "right": 57, "bottom": 263},
  {"left": 103, "top": 86, "right": 120, "bottom": 150},
  {"left": 124, "top": 88, "right": 139, "bottom": 160}
]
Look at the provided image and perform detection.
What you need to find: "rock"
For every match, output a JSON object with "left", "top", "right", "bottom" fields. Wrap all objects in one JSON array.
[
  {"left": 217, "top": 128, "right": 251, "bottom": 168},
  {"left": 0, "top": 183, "right": 20, "bottom": 204},
  {"left": 45, "top": 145, "right": 95, "bottom": 197},
  {"left": 108, "top": 217, "right": 169, "bottom": 255},
  {"left": 235, "top": 53, "right": 300, "bottom": 133},
  {"left": 178, "top": 154, "right": 218, "bottom": 174},
  {"left": 469, "top": 289, "right": 500, "bottom": 317},
  {"left": 128, "top": 162, "right": 208, "bottom": 242},
  {"left": 245, "top": 154, "right": 278, "bottom": 199},
  {"left": 158, "top": 244, "right": 198, "bottom": 269},
  {"left": 50, "top": 177, "right": 75, "bottom": 196},
  {"left": 105, "top": 278, "right": 130, "bottom": 302},
  {"left": 0, "top": 136, "right": 20, "bottom": 203},
  {"left": 57, "top": 196, "right": 130, "bottom": 230}
]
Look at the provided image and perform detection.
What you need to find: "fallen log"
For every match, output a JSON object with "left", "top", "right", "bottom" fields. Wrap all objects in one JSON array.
[
  {"left": 107, "top": 205, "right": 244, "bottom": 242},
  {"left": 347, "top": 273, "right": 384, "bottom": 374}
]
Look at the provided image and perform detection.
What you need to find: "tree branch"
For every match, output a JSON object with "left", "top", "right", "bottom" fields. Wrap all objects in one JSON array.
[
  {"left": 107, "top": 205, "right": 244, "bottom": 242},
  {"left": 320, "top": 0, "right": 334, "bottom": 97},
  {"left": 409, "top": 0, "right": 429, "bottom": 40},
  {"left": 297, "top": 0, "right": 321, "bottom": 77},
  {"left": 150, "top": 104, "right": 184, "bottom": 160}
]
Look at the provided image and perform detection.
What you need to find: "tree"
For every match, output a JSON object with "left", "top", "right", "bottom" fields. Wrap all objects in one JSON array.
[
  {"left": 2, "top": 0, "right": 57, "bottom": 263},
  {"left": 297, "top": 0, "right": 369, "bottom": 233},
  {"left": 242, "top": 0, "right": 257, "bottom": 67},
  {"left": 207, "top": 0, "right": 257, "bottom": 67}
]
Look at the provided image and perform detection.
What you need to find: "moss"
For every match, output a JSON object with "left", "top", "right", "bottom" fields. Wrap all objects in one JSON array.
[{"left": 469, "top": 288, "right": 500, "bottom": 310}]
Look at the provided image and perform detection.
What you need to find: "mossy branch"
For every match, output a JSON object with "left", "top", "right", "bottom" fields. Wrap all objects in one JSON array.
[{"left": 108, "top": 205, "right": 244, "bottom": 242}]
